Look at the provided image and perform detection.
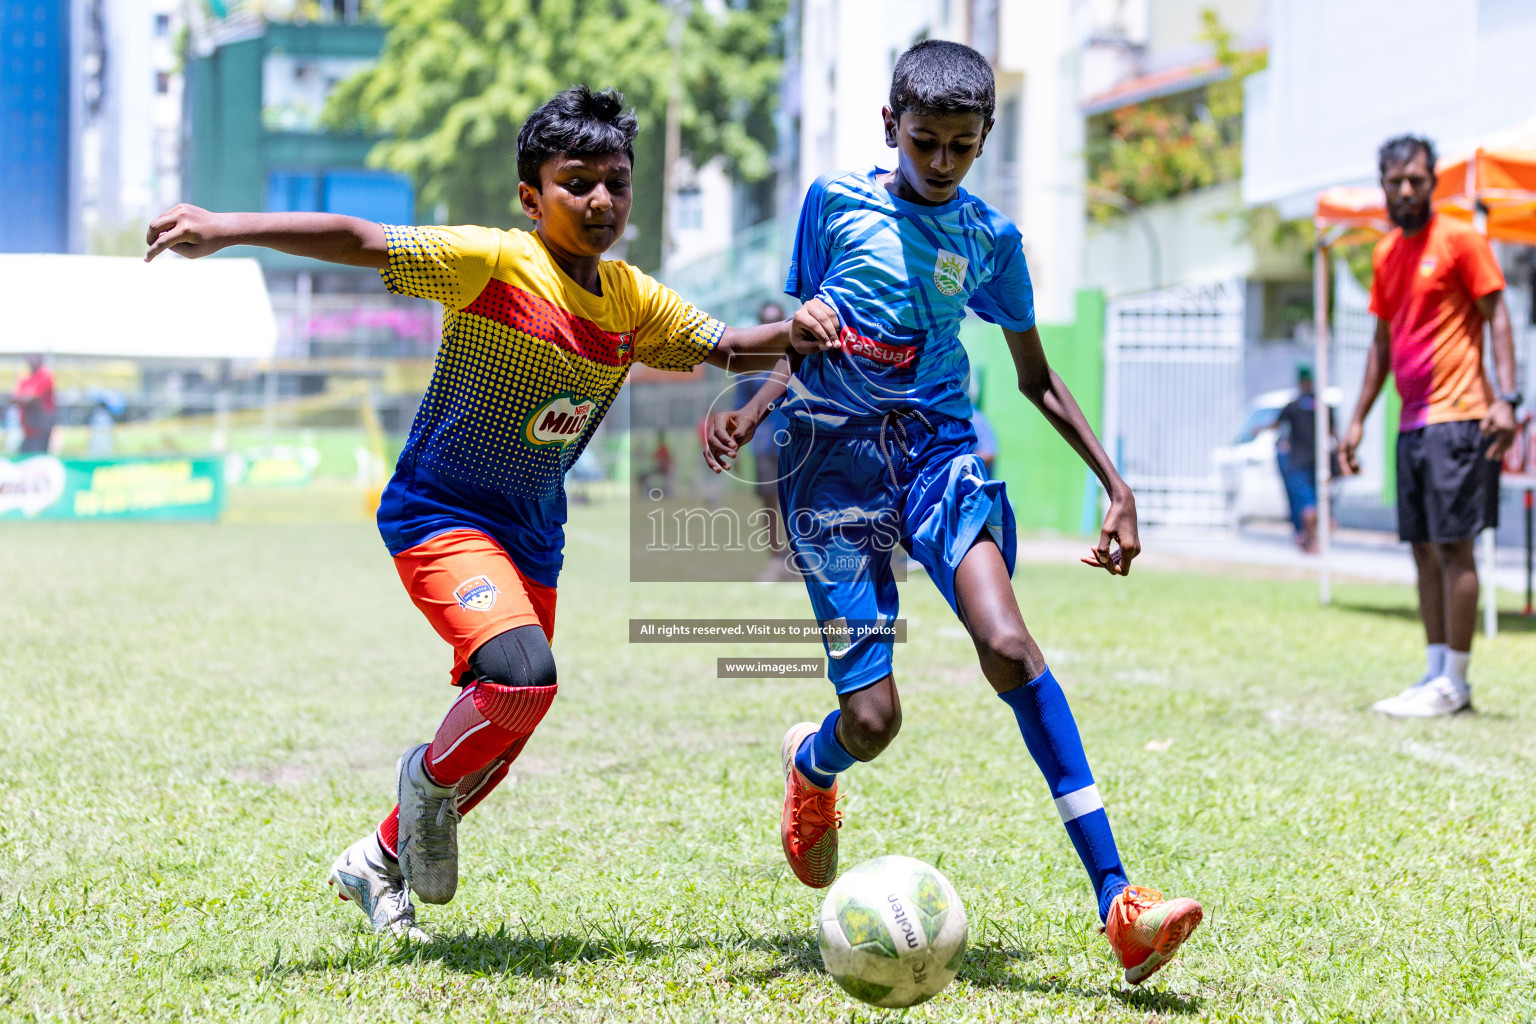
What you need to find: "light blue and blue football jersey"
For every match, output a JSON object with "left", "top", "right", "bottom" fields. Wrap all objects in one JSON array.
[{"left": 782, "top": 167, "right": 1036, "bottom": 424}]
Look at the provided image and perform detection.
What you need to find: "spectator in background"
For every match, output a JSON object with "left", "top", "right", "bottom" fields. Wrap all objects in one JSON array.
[
  {"left": 638, "top": 429, "right": 673, "bottom": 497},
  {"left": 88, "top": 403, "right": 116, "bottom": 456},
  {"left": 12, "top": 354, "right": 57, "bottom": 454},
  {"left": 1340, "top": 134, "right": 1520, "bottom": 718},
  {"left": 1275, "top": 365, "right": 1333, "bottom": 553},
  {"left": 736, "top": 301, "right": 795, "bottom": 580}
]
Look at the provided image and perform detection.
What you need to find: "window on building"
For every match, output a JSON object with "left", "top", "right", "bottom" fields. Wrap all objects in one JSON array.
[
  {"left": 675, "top": 187, "right": 703, "bottom": 232},
  {"left": 998, "top": 94, "right": 1020, "bottom": 164},
  {"left": 261, "top": 54, "right": 377, "bottom": 132},
  {"left": 153, "top": 14, "right": 171, "bottom": 37},
  {"left": 154, "top": 71, "right": 170, "bottom": 95},
  {"left": 266, "top": 169, "right": 415, "bottom": 225}
]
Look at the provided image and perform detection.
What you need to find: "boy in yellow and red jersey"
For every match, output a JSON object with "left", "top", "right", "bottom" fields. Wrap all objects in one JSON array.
[{"left": 146, "top": 87, "right": 796, "bottom": 939}]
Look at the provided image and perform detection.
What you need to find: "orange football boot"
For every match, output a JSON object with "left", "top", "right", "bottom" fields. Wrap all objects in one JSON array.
[
  {"left": 1103, "top": 885, "right": 1203, "bottom": 984},
  {"left": 779, "top": 722, "right": 842, "bottom": 888}
]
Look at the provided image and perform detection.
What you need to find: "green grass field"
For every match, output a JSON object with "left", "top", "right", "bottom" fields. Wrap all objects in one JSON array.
[{"left": 3, "top": 500, "right": 1535, "bottom": 1022}]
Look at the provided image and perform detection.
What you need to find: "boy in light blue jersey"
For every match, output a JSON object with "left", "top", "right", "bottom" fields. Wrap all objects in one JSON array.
[{"left": 705, "top": 40, "right": 1202, "bottom": 984}]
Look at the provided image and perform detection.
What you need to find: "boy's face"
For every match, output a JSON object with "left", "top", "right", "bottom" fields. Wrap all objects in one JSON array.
[
  {"left": 519, "top": 151, "right": 632, "bottom": 257},
  {"left": 882, "top": 108, "right": 991, "bottom": 204}
]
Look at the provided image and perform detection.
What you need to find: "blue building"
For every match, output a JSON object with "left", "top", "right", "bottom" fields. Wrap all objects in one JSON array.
[{"left": 1, "top": 0, "right": 71, "bottom": 252}]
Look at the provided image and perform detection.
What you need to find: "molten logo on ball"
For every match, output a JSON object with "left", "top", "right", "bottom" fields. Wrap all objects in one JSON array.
[{"left": 816, "top": 855, "right": 968, "bottom": 1008}]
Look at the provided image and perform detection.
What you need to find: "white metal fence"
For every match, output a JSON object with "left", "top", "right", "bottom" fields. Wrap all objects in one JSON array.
[{"left": 1103, "top": 278, "right": 1246, "bottom": 528}]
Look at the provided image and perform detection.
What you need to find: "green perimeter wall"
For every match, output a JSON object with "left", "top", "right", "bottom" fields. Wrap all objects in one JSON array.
[{"left": 961, "top": 290, "right": 1105, "bottom": 536}]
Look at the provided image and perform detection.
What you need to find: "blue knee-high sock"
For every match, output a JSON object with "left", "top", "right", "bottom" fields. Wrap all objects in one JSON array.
[
  {"left": 794, "top": 709, "right": 857, "bottom": 789},
  {"left": 998, "top": 667, "right": 1129, "bottom": 921}
]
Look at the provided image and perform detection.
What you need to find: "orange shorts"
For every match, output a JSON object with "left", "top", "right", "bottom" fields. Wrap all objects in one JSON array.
[{"left": 393, "top": 529, "right": 557, "bottom": 685}]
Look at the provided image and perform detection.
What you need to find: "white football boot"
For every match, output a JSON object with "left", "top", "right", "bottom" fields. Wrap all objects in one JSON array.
[
  {"left": 1369, "top": 662, "right": 1443, "bottom": 714},
  {"left": 327, "top": 833, "right": 430, "bottom": 941},
  {"left": 396, "top": 742, "right": 462, "bottom": 904},
  {"left": 1373, "top": 675, "right": 1472, "bottom": 718}
]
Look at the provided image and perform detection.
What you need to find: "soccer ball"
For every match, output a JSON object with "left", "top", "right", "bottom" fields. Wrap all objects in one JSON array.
[{"left": 816, "top": 855, "right": 968, "bottom": 1008}]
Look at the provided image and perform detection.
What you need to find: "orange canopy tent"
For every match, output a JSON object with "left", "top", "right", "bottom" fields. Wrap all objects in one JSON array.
[
  {"left": 1309, "top": 119, "right": 1536, "bottom": 612},
  {"left": 1314, "top": 117, "right": 1536, "bottom": 244}
]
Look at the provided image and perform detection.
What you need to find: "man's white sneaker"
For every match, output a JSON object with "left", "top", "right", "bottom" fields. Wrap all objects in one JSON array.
[
  {"left": 327, "top": 833, "right": 430, "bottom": 941},
  {"left": 1374, "top": 676, "right": 1472, "bottom": 718},
  {"left": 1370, "top": 683, "right": 1426, "bottom": 714},
  {"left": 397, "top": 742, "right": 462, "bottom": 904}
]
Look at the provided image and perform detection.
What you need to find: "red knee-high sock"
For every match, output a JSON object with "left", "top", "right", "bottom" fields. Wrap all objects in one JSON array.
[
  {"left": 374, "top": 685, "right": 553, "bottom": 858},
  {"left": 425, "top": 681, "right": 556, "bottom": 785}
]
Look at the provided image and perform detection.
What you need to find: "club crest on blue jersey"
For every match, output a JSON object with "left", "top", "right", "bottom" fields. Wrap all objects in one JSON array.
[
  {"left": 934, "top": 249, "right": 968, "bottom": 296},
  {"left": 453, "top": 575, "right": 499, "bottom": 612}
]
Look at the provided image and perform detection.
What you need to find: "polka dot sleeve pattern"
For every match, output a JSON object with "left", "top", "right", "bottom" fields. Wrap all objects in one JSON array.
[
  {"left": 379, "top": 224, "right": 500, "bottom": 310},
  {"left": 631, "top": 270, "right": 725, "bottom": 371}
]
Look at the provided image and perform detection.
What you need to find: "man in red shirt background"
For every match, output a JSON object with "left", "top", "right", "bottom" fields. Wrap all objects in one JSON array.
[
  {"left": 1340, "top": 134, "right": 1520, "bottom": 718},
  {"left": 11, "top": 354, "right": 57, "bottom": 455}
]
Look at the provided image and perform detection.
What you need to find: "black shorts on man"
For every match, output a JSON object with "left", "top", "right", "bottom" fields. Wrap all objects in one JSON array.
[{"left": 1395, "top": 420, "right": 1501, "bottom": 543}]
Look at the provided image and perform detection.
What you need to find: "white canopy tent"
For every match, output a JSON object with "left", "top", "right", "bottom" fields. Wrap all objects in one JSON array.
[{"left": 0, "top": 255, "right": 276, "bottom": 360}]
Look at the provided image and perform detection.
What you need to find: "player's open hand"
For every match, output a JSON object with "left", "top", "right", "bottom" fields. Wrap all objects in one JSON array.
[
  {"left": 1480, "top": 399, "right": 1519, "bottom": 461},
  {"left": 145, "top": 204, "right": 231, "bottom": 262},
  {"left": 703, "top": 410, "right": 759, "bottom": 473},
  {"left": 1338, "top": 420, "right": 1364, "bottom": 476},
  {"left": 1081, "top": 489, "right": 1140, "bottom": 576},
  {"left": 792, "top": 297, "right": 842, "bottom": 355}
]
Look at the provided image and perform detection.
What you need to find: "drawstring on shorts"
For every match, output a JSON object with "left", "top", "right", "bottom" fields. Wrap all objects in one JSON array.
[{"left": 876, "top": 409, "right": 932, "bottom": 489}]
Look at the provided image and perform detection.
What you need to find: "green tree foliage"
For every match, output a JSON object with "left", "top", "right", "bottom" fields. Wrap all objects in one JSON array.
[
  {"left": 1086, "top": 9, "right": 1265, "bottom": 221},
  {"left": 325, "top": 0, "right": 786, "bottom": 271}
]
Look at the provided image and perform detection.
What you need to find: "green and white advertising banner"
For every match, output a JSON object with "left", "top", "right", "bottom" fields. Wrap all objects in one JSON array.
[{"left": 0, "top": 455, "right": 224, "bottom": 521}]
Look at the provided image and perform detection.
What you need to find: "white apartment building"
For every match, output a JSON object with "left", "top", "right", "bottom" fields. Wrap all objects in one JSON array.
[
  {"left": 1243, "top": 0, "right": 1536, "bottom": 216},
  {"left": 78, "top": 0, "right": 185, "bottom": 251}
]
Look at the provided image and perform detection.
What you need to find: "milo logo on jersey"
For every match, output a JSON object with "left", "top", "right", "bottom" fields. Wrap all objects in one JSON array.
[{"left": 523, "top": 392, "right": 597, "bottom": 448}]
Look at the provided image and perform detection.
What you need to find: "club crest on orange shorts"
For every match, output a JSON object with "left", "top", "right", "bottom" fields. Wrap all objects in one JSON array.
[
  {"left": 394, "top": 529, "right": 556, "bottom": 684},
  {"left": 453, "top": 575, "right": 499, "bottom": 612}
]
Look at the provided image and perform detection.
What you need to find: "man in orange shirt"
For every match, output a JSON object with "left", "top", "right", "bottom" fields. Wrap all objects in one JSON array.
[{"left": 1340, "top": 134, "right": 1520, "bottom": 717}]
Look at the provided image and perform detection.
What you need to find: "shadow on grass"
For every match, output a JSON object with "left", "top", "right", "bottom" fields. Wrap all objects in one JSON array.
[
  {"left": 229, "top": 927, "right": 827, "bottom": 982},
  {"left": 225, "top": 928, "right": 1199, "bottom": 1011},
  {"left": 960, "top": 946, "right": 1202, "bottom": 1015},
  {"left": 1334, "top": 600, "right": 1536, "bottom": 634}
]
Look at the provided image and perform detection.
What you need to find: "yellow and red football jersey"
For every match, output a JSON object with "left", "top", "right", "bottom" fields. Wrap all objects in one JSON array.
[{"left": 377, "top": 224, "right": 723, "bottom": 585}]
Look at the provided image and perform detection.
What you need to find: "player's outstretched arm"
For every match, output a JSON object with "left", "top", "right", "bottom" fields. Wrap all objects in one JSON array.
[
  {"left": 1002, "top": 324, "right": 1139, "bottom": 576},
  {"left": 145, "top": 205, "right": 388, "bottom": 268},
  {"left": 708, "top": 319, "right": 793, "bottom": 371},
  {"left": 703, "top": 356, "right": 791, "bottom": 474},
  {"left": 704, "top": 295, "right": 843, "bottom": 376}
]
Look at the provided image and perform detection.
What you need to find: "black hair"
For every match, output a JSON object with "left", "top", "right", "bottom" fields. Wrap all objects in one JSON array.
[
  {"left": 889, "top": 39, "right": 995, "bottom": 122},
  {"left": 1378, "top": 134, "right": 1437, "bottom": 179},
  {"left": 517, "top": 85, "right": 639, "bottom": 189}
]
